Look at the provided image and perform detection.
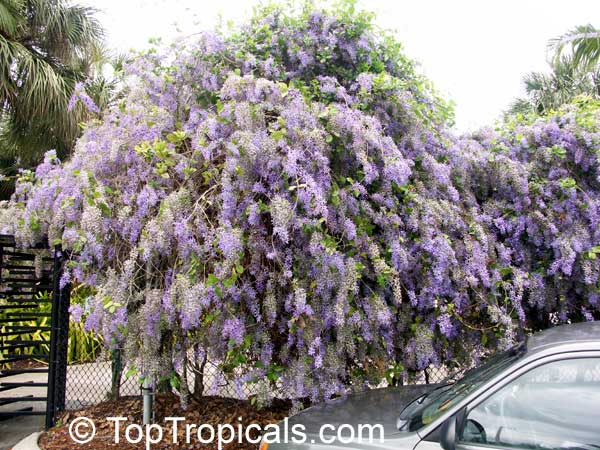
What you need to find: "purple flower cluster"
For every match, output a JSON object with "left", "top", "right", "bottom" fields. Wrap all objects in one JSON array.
[{"left": 68, "top": 82, "right": 100, "bottom": 113}]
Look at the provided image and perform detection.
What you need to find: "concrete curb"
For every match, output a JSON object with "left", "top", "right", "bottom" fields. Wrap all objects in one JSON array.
[{"left": 11, "top": 432, "right": 42, "bottom": 450}]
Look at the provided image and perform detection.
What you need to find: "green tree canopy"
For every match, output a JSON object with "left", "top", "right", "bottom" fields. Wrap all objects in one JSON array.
[
  {"left": 0, "top": 0, "right": 105, "bottom": 176},
  {"left": 509, "top": 24, "right": 600, "bottom": 116}
]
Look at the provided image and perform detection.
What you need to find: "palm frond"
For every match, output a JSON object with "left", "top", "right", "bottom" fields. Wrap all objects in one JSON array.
[
  {"left": 0, "top": 0, "right": 25, "bottom": 37},
  {"left": 0, "top": 0, "right": 107, "bottom": 168},
  {"left": 549, "top": 24, "right": 600, "bottom": 70}
]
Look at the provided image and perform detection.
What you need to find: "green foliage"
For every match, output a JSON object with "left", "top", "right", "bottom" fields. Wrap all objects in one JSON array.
[
  {"left": 550, "top": 24, "right": 600, "bottom": 70},
  {"left": 0, "top": 0, "right": 111, "bottom": 198},
  {"left": 509, "top": 24, "right": 600, "bottom": 117},
  {"left": 0, "top": 285, "right": 102, "bottom": 366}
]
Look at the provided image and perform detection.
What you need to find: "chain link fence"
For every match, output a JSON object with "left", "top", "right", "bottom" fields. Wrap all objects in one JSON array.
[
  {"left": 63, "top": 345, "right": 451, "bottom": 409},
  {"left": 65, "top": 358, "right": 140, "bottom": 409}
]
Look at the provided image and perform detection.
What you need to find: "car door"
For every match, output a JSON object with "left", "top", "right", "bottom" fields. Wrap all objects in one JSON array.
[
  {"left": 459, "top": 354, "right": 600, "bottom": 449},
  {"left": 415, "top": 352, "right": 600, "bottom": 450}
]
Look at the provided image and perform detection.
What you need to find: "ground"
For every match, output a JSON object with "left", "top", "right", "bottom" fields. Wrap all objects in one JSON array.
[
  {"left": 0, "top": 415, "right": 44, "bottom": 450},
  {"left": 39, "top": 394, "right": 291, "bottom": 450}
]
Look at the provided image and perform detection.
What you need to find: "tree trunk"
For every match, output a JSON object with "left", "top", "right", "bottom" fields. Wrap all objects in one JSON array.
[
  {"left": 110, "top": 348, "right": 123, "bottom": 400},
  {"left": 192, "top": 350, "right": 208, "bottom": 399}
]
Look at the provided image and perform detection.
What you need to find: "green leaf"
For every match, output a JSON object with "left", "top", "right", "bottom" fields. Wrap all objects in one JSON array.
[
  {"left": 125, "top": 366, "right": 138, "bottom": 379},
  {"left": 170, "top": 373, "right": 180, "bottom": 390},
  {"left": 97, "top": 202, "right": 111, "bottom": 217},
  {"left": 330, "top": 189, "right": 340, "bottom": 206},
  {"left": 558, "top": 177, "right": 577, "bottom": 189},
  {"left": 223, "top": 276, "right": 236, "bottom": 289},
  {"left": 166, "top": 130, "right": 187, "bottom": 144},
  {"left": 202, "top": 311, "right": 220, "bottom": 326},
  {"left": 235, "top": 263, "right": 244, "bottom": 275},
  {"left": 550, "top": 145, "right": 567, "bottom": 159},
  {"left": 481, "top": 333, "right": 488, "bottom": 346},
  {"left": 206, "top": 274, "right": 219, "bottom": 287}
]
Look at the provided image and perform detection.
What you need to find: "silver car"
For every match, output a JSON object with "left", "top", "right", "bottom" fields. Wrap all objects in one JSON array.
[{"left": 263, "top": 321, "right": 600, "bottom": 449}]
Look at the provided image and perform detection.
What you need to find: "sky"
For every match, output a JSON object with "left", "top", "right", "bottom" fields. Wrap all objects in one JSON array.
[{"left": 83, "top": 0, "right": 600, "bottom": 131}]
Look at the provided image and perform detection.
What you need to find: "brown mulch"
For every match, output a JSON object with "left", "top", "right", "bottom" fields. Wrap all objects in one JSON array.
[
  {"left": 39, "top": 394, "right": 291, "bottom": 450},
  {"left": 6, "top": 358, "right": 48, "bottom": 370}
]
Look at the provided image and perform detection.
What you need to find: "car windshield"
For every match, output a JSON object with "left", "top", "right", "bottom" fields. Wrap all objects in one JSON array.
[{"left": 398, "top": 343, "right": 526, "bottom": 432}]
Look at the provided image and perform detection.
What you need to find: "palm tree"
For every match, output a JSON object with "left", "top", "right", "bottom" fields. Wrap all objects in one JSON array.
[
  {"left": 550, "top": 25, "right": 600, "bottom": 71},
  {"left": 509, "top": 25, "right": 600, "bottom": 116},
  {"left": 509, "top": 56, "right": 600, "bottom": 116},
  {"left": 0, "top": 0, "right": 105, "bottom": 174}
]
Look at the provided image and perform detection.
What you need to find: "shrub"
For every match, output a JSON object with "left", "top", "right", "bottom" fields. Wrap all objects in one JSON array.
[{"left": 1, "top": 2, "right": 598, "bottom": 406}]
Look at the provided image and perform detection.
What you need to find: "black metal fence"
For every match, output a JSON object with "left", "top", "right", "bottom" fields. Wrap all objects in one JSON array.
[
  {"left": 45, "top": 248, "right": 71, "bottom": 428},
  {"left": 0, "top": 235, "right": 66, "bottom": 428}
]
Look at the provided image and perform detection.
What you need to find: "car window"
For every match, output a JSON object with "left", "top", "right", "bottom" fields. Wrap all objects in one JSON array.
[
  {"left": 459, "top": 357, "right": 600, "bottom": 450},
  {"left": 399, "top": 345, "right": 525, "bottom": 432}
]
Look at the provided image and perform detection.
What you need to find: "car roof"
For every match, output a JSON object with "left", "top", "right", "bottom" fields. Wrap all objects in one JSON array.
[{"left": 527, "top": 321, "right": 600, "bottom": 354}]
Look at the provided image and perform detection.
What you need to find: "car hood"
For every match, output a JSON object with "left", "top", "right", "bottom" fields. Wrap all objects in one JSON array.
[{"left": 286, "top": 385, "right": 437, "bottom": 438}]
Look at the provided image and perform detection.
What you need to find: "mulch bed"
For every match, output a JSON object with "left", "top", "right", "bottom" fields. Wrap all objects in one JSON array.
[
  {"left": 6, "top": 358, "right": 48, "bottom": 370},
  {"left": 39, "top": 394, "right": 291, "bottom": 450}
]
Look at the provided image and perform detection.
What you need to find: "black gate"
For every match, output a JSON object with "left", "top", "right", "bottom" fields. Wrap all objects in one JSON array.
[{"left": 0, "top": 234, "right": 70, "bottom": 429}]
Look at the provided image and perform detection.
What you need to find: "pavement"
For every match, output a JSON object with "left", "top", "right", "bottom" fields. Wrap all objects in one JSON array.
[
  {"left": 0, "top": 368, "right": 46, "bottom": 450},
  {"left": 0, "top": 361, "right": 148, "bottom": 449},
  {"left": 12, "top": 432, "right": 41, "bottom": 450},
  {"left": 0, "top": 416, "right": 43, "bottom": 450}
]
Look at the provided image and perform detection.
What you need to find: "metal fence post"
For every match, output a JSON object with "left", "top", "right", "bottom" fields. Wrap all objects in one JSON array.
[
  {"left": 45, "top": 246, "right": 71, "bottom": 428},
  {"left": 45, "top": 247, "right": 61, "bottom": 429},
  {"left": 54, "top": 281, "right": 71, "bottom": 411}
]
